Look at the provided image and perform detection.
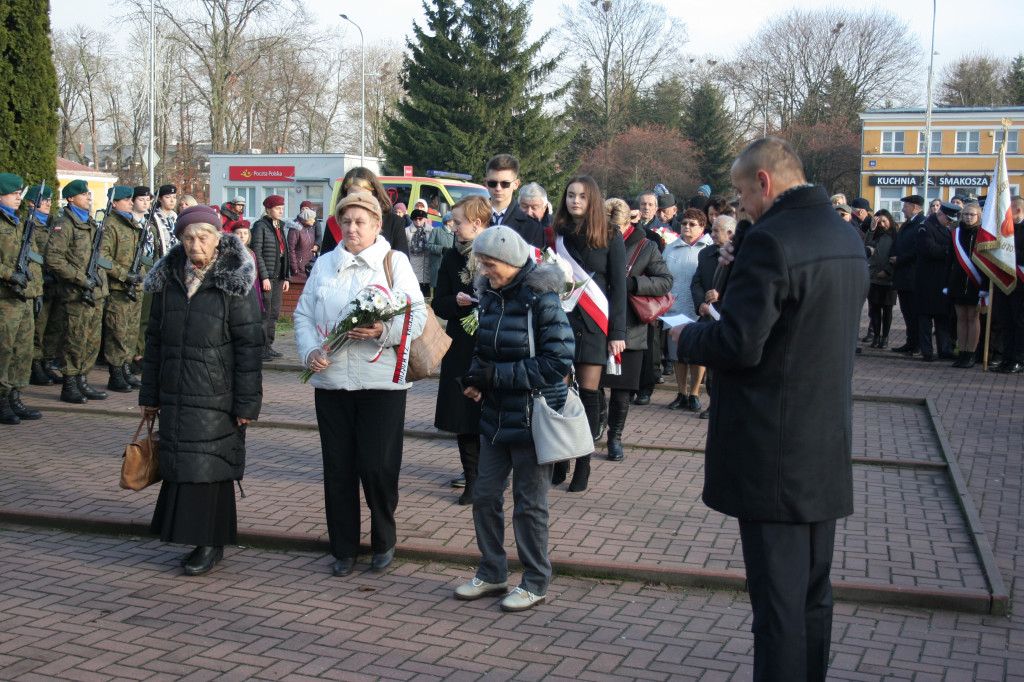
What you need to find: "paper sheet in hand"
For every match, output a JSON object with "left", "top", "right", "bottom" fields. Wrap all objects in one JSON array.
[
  {"left": 659, "top": 312, "right": 695, "bottom": 328},
  {"left": 707, "top": 304, "right": 721, "bottom": 321}
]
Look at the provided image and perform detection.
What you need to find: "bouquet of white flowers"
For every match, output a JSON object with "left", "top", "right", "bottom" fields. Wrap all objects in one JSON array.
[{"left": 541, "top": 248, "right": 591, "bottom": 311}]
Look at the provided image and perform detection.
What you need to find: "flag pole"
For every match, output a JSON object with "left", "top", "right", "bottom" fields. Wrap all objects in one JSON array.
[{"left": 982, "top": 294, "right": 993, "bottom": 372}]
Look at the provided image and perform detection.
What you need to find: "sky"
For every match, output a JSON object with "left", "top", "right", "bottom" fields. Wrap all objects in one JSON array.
[{"left": 51, "top": 0, "right": 1023, "bottom": 100}]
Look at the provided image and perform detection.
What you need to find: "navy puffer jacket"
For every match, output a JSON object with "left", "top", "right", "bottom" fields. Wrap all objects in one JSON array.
[
  {"left": 471, "top": 260, "right": 574, "bottom": 446},
  {"left": 139, "top": 234, "right": 264, "bottom": 482}
]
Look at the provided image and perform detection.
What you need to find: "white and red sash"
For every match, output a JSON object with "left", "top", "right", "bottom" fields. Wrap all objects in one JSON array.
[
  {"left": 954, "top": 227, "right": 984, "bottom": 291},
  {"left": 556, "top": 235, "right": 609, "bottom": 335}
]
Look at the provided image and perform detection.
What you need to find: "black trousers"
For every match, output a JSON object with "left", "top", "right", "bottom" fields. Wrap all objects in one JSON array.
[
  {"left": 996, "top": 286, "right": 1024, "bottom": 363},
  {"left": 918, "top": 314, "right": 953, "bottom": 358},
  {"left": 895, "top": 289, "right": 919, "bottom": 350},
  {"left": 261, "top": 278, "right": 284, "bottom": 351},
  {"left": 638, "top": 323, "right": 659, "bottom": 395},
  {"left": 315, "top": 388, "right": 407, "bottom": 559},
  {"left": 739, "top": 519, "right": 837, "bottom": 682}
]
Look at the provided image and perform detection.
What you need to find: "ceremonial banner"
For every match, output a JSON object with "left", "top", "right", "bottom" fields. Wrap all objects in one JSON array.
[{"left": 972, "top": 126, "right": 1017, "bottom": 294}]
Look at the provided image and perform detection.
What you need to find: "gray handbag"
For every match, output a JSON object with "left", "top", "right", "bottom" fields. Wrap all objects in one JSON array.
[{"left": 526, "top": 307, "right": 595, "bottom": 464}]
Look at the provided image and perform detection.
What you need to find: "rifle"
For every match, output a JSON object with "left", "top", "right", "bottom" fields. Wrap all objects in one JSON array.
[
  {"left": 126, "top": 211, "right": 155, "bottom": 302},
  {"left": 82, "top": 189, "right": 113, "bottom": 307},
  {"left": 8, "top": 181, "right": 46, "bottom": 300}
]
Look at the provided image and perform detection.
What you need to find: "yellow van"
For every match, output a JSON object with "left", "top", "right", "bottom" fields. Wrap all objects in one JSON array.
[{"left": 327, "top": 171, "right": 488, "bottom": 228}]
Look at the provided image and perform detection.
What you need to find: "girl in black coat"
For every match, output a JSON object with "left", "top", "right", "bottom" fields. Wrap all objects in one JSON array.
[
  {"left": 432, "top": 196, "right": 490, "bottom": 505},
  {"left": 549, "top": 176, "right": 627, "bottom": 493},
  {"left": 140, "top": 210, "right": 263, "bottom": 576},
  {"left": 945, "top": 203, "right": 985, "bottom": 368},
  {"left": 319, "top": 167, "right": 410, "bottom": 256},
  {"left": 865, "top": 209, "right": 898, "bottom": 348},
  {"left": 602, "top": 198, "right": 672, "bottom": 461}
]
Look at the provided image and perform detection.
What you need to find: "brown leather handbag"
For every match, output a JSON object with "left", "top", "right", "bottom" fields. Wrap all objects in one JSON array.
[
  {"left": 626, "top": 239, "right": 675, "bottom": 324},
  {"left": 120, "top": 413, "right": 162, "bottom": 491},
  {"left": 383, "top": 250, "right": 452, "bottom": 381}
]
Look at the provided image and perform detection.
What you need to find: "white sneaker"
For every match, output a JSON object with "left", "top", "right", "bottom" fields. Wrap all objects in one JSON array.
[
  {"left": 500, "top": 586, "right": 546, "bottom": 612},
  {"left": 454, "top": 577, "right": 508, "bottom": 601}
]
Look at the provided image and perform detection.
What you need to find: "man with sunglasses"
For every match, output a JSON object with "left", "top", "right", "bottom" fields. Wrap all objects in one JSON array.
[{"left": 485, "top": 154, "right": 545, "bottom": 249}]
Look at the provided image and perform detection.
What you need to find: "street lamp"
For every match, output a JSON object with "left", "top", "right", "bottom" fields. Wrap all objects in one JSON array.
[{"left": 339, "top": 13, "right": 365, "bottom": 167}]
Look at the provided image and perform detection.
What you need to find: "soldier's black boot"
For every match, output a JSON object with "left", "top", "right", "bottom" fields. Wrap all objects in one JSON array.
[
  {"left": 61, "top": 375, "right": 87, "bottom": 404},
  {"left": 107, "top": 365, "right": 132, "bottom": 393},
  {"left": 9, "top": 390, "right": 42, "bottom": 420},
  {"left": 78, "top": 375, "right": 108, "bottom": 400},
  {"left": 0, "top": 394, "right": 20, "bottom": 425},
  {"left": 122, "top": 363, "right": 142, "bottom": 389},
  {"left": 42, "top": 359, "right": 62, "bottom": 383},
  {"left": 30, "top": 359, "right": 53, "bottom": 386}
]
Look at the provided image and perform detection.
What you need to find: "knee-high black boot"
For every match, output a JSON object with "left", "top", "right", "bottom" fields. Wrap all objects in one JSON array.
[
  {"left": 606, "top": 389, "right": 629, "bottom": 462},
  {"left": 596, "top": 388, "right": 607, "bottom": 442},
  {"left": 456, "top": 433, "right": 480, "bottom": 506},
  {"left": 569, "top": 388, "right": 601, "bottom": 493}
]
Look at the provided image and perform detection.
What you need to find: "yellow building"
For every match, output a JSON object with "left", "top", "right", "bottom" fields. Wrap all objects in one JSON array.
[
  {"left": 56, "top": 157, "right": 119, "bottom": 216},
  {"left": 858, "top": 107, "right": 1024, "bottom": 215}
]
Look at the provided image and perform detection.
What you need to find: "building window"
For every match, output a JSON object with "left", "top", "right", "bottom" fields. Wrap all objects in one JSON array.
[
  {"left": 878, "top": 188, "right": 906, "bottom": 216},
  {"left": 881, "top": 131, "right": 904, "bottom": 154},
  {"left": 994, "top": 130, "right": 1019, "bottom": 154},
  {"left": 955, "top": 131, "right": 980, "bottom": 154},
  {"left": 224, "top": 186, "right": 256, "bottom": 219},
  {"left": 917, "top": 131, "right": 941, "bottom": 154},
  {"left": 263, "top": 186, "right": 291, "bottom": 216}
]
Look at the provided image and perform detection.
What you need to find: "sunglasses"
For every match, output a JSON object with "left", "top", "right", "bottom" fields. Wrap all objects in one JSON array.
[{"left": 486, "top": 180, "right": 514, "bottom": 189}]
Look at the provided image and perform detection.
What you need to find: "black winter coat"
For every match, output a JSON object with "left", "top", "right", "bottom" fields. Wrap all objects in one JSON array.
[
  {"left": 139, "top": 234, "right": 264, "bottom": 483},
  {"left": 320, "top": 211, "right": 409, "bottom": 256},
  {"left": 677, "top": 185, "right": 869, "bottom": 523},
  {"left": 622, "top": 227, "right": 673, "bottom": 350},
  {"left": 470, "top": 261, "right": 574, "bottom": 447},
  {"left": 555, "top": 222, "right": 628, "bottom": 364},
  {"left": 914, "top": 214, "right": 953, "bottom": 316},
  {"left": 251, "top": 215, "right": 291, "bottom": 282},
  {"left": 432, "top": 246, "right": 481, "bottom": 434},
  {"left": 891, "top": 212, "right": 924, "bottom": 290},
  {"left": 690, "top": 243, "right": 721, "bottom": 317},
  {"left": 866, "top": 228, "right": 896, "bottom": 286},
  {"left": 495, "top": 203, "right": 546, "bottom": 250},
  {"left": 944, "top": 223, "right": 983, "bottom": 304}
]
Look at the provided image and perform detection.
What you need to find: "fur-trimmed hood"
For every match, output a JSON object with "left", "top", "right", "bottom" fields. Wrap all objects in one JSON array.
[
  {"left": 472, "top": 260, "right": 565, "bottom": 300},
  {"left": 144, "top": 232, "right": 255, "bottom": 297}
]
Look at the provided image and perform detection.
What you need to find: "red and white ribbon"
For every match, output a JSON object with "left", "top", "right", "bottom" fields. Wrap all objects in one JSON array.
[
  {"left": 954, "top": 227, "right": 984, "bottom": 291},
  {"left": 556, "top": 236, "right": 609, "bottom": 335}
]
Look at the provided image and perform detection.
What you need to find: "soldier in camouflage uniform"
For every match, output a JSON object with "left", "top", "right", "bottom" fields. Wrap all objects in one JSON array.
[
  {"left": 25, "top": 185, "right": 65, "bottom": 387},
  {"left": 44, "top": 179, "right": 110, "bottom": 404},
  {"left": 0, "top": 173, "right": 43, "bottom": 424},
  {"left": 100, "top": 186, "right": 146, "bottom": 392}
]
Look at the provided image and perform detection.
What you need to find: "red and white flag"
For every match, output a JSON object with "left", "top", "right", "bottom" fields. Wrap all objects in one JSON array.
[{"left": 972, "top": 131, "right": 1018, "bottom": 294}]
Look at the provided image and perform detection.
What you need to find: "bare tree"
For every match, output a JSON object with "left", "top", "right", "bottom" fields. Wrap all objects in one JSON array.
[
  {"left": 52, "top": 27, "right": 107, "bottom": 166},
  {"left": 556, "top": 0, "right": 686, "bottom": 142},
  {"left": 937, "top": 53, "right": 1009, "bottom": 107},
  {"left": 338, "top": 41, "right": 405, "bottom": 159}
]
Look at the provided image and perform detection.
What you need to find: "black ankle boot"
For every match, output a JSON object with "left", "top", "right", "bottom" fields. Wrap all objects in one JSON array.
[
  {"left": 568, "top": 455, "right": 591, "bottom": 492},
  {"left": 61, "top": 375, "right": 87, "bottom": 404},
  {"left": 457, "top": 434, "right": 480, "bottom": 506},
  {"left": 107, "top": 365, "right": 132, "bottom": 393},
  {"left": 552, "top": 460, "right": 568, "bottom": 485},
  {"left": 30, "top": 359, "right": 53, "bottom": 386},
  {"left": 78, "top": 375, "right": 108, "bottom": 400},
  {"left": 0, "top": 395, "right": 19, "bottom": 425},
  {"left": 9, "top": 390, "right": 41, "bottom": 420},
  {"left": 877, "top": 335, "right": 888, "bottom": 349},
  {"left": 606, "top": 394, "right": 629, "bottom": 462},
  {"left": 184, "top": 546, "right": 224, "bottom": 576},
  {"left": 122, "top": 363, "right": 142, "bottom": 389},
  {"left": 42, "top": 359, "right": 62, "bottom": 383}
]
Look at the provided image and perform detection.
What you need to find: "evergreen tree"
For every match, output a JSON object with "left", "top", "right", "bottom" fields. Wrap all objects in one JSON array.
[
  {"left": 0, "top": 0, "right": 59, "bottom": 185},
  {"left": 560, "top": 65, "right": 603, "bottom": 174},
  {"left": 1003, "top": 54, "right": 1024, "bottom": 106},
  {"left": 680, "top": 81, "right": 734, "bottom": 193},
  {"left": 798, "top": 66, "right": 864, "bottom": 131},
  {"left": 633, "top": 76, "right": 687, "bottom": 131},
  {"left": 381, "top": 0, "right": 468, "bottom": 175}
]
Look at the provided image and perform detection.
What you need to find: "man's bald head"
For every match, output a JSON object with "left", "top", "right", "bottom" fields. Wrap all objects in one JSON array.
[{"left": 730, "top": 137, "right": 807, "bottom": 221}]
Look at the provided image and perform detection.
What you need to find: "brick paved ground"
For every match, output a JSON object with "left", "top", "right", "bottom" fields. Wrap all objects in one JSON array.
[{"left": 1, "top": 312, "right": 1022, "bottom": 679}]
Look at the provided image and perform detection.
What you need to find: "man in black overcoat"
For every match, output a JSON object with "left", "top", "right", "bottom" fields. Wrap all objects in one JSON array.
[
  {"left": 914, "top": 201, "right": 959, "bottom": 361},
  {"left": 676, "top": 137, "right": 869, "bottom": 682},
  {"left": 485, "top": 154, "right": 545, "bottom": 250},
  {"left": 889, "top": 195, "right": 926, "bottom": 353}
]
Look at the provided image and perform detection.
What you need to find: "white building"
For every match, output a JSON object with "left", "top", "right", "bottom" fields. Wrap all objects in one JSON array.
[{"left": 208, "top": 153, "right": 382, "bottom": 221}]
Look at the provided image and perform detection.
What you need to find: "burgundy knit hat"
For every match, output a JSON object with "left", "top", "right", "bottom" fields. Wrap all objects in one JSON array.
[
  {"left": 175, "top": 205, "right": 222, "bottom": 238},
  {"left": 263, "top": 194, "right": 285, "bottom": 209}
]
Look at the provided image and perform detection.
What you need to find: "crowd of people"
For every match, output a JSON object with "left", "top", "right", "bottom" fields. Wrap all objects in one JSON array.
[{"left": 2, "top": 137, "right": 1023, "bottom": 678}]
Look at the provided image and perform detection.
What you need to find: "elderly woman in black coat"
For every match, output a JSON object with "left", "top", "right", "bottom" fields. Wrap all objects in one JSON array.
[
  {"left": 455, "top": 225, "right": 574, "bottom": 613},
  {"left": 432, "top": 195, "right": 491, "bottom": 505},
  {"left": 602, "top": 198, "right": 672, "bottom": 460},
  {"left": 140, "top": 205, "right": 264, "bottom": 576}
]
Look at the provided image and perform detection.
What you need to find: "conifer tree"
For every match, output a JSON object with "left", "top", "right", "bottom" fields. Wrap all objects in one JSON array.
[
  {"left": 1003, "top": 55, "right": 1024, "bottom": 106},
  {"left": 0, "top": 0, "right": 59, "bottom": 185},
  {"left": 681, "top": 81, "right": 734, "bottom": 193}
]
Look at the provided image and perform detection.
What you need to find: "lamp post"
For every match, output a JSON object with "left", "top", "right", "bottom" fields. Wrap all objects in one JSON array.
[
  {"left": 148, "top": 0, "right": 155, "bottom": 191},
  {"left": 339, "top": 13, "right": 365, "bottom": 167},
  {"left": 921, "top": 0, "right": 937, "bottom": 203}
]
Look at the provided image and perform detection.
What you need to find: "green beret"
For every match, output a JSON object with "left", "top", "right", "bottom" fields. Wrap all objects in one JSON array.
[
  {"left": 24, "top": 184, "right": 53, "bottom": 203},
  {"left": 0, "top": 173, "right": 24, "bottom": 195},
  {"left": 111, "top": 185, "right": 133, "bottom": 201},
  {"left": 62, "top": 179, "right": 89, "bottom": 199}
]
